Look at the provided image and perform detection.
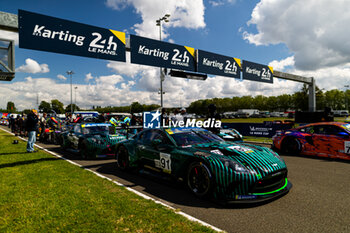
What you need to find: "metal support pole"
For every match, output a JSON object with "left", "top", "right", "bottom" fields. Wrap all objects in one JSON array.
[
  {"left": 156, "top": 14, "right": 170, "bottom": 110},
  {"left": 308, "top": 77, "right": 316, "bottom": 112},
  {"left": 66, "top": 71, "right": 74, "bottom": 114},
  {"left": 159, "top": 19, "right": 163, "bottom": 110},
  {"left": 70, "top": 74, "right": 72, "bottom": 114}
]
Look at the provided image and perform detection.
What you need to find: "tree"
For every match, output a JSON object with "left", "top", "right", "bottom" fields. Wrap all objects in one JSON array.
[
  {"left": 130, "top": 102, "right": 143, "bottom": 113},
  {"left": 6, "top": 101, "right": 16, "bottom": 113},
  {"left": 277, "top": 94, "right": 292, "bottom": 111},
  {"left": 51, "top": 99, "right": 64, "bottom": 114},
  {"left": 65, "top": 104, "right": 80, "bottom": 112},
  {"left": 39, "top": 101, "right": 51, "bottom": 113}
]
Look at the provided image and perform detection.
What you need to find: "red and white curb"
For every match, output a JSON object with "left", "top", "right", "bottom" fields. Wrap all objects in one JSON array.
[{"left": 1, "top": 127, "right": 224, "bottom": 232}]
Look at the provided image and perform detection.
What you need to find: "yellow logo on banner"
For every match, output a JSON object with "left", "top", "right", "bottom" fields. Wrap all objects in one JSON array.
[
  {"left": 268, "top": 66, "right": 274, "bottom": 74},
  {"left": 109, "top": 29, "right": 126, "bottom": 45},
  {"left": 234, "top": 58, "right": 242, "bottom": 69},
  {"left": 184, "top": 46, "right": 195, "bottom": 58}
]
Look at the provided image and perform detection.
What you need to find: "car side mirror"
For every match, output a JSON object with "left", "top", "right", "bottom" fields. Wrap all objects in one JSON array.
[{"left": 152, "top": 139, "right": 162, "bottom": 146}]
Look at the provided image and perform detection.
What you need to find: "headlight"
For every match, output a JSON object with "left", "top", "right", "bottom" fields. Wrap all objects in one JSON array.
[
  {"left": 90, "top": 137, "right": 102, "bottom": 144},
  {"left": 219, "top": 158, "right": 250, "bottom": 173}
]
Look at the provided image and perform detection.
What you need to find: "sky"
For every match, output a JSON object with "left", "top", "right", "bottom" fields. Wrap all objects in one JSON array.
[{"left": 1, "top": 0, "right": 350, "bottom": 111}]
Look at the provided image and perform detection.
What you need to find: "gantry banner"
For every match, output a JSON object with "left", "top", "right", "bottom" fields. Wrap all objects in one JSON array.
[
  {"left": 242, "top": 60, "right": 273, "bottom": 84},
  {"left": 197, "top": 50, "right": 241, "bottom": 79},
  {"left": 18, "top": 10, "right": 126, "bottom": 61},
  {"left": 130, "top": 34, "right": 196, "bottom": 72}
]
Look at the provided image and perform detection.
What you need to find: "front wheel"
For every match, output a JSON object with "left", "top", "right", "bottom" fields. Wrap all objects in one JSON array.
[
  {"left": 282, "top": 137, "right": 301, "bottom": 155},
  {"left": 116, "top": 146, "right": 130, "bottom": 170},
  {"left": 187, "top": 162, "right": 213, "bottom": 198}
]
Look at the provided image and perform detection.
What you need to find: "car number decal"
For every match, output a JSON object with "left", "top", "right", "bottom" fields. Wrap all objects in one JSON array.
[
  {"left": 210, "top": 149, "right": 223, "bottom": 155},
  {"left": 154, "top": 153, "right": 171, "bottom": 173},
  {"left": 228, "top": 145, "right": 253, "bottom": 153},
  {"left": 345, "top": 141, "right": 350, "bottom": 154}
]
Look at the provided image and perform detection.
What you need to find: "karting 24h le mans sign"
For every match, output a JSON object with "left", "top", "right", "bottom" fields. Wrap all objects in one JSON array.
[
  {"left": 197, "top": 50, "right": 241, "bottom": 79},
  {"left": 130, "top": 34, "right": 196, "bottom": 72},
  {"left": 242, "top": 60, "right": 274, "bottom": 84},
  {"left": 18, "top": 10, "right": 126, "bottom": 62}
]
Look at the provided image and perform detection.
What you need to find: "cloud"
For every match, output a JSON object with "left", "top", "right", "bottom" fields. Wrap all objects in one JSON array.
[
  {"left": 209, "top": 0, "right": 237, "bottom": 7},
  {"left": 267, "top": 56, "right": 350, "bottom": 92},
  {"left": 0, "top": 69, "right": 305, "bottom": 111},
  {"left": 105, "top": 0, "right": 206, "bottom": 39},
  {"left": 0, "top": 75, "right": 157, "bottom": 110},
  {"left": 85, "top": 73, "right": 95, "bottom": 82},
  {"left": 269, "top": 56, "right": 294, "bottom": 71},
  {"left": 57, "top": 74, "right": 67, "bottom": 80},
  {"left": 16, "top": 58, "right": 50, "bottom": 74},
  {"left": 107, "top": 53, "right": 145, "bottom": 78},
  {"left": 105, "top": 0, "right": 129, "bottom": 10},
  {"left": 242, "top": 0, "right": 350, "bottom": 71}
]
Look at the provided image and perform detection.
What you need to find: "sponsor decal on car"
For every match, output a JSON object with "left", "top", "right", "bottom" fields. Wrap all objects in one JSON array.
[
  {"left": 154, "top": 153, "right": 172, "bottom": 174},
  {"left": 235, "top": 195, "right": 257, "bottom": 200},
  {"left": 228, "top": 145, "right": 253, "bottom": 153},
  {"left": 344, "top": 141, "right": 350, "bottom": 154}
]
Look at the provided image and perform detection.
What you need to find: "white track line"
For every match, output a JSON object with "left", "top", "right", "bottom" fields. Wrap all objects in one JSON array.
[{"left": 0, "top": 127, "right": 224, "bottom": 232}]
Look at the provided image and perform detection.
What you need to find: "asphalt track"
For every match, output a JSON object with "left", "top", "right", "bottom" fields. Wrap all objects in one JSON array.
[{"left": 2, "top": 126, "right": 350, "bottom": 233}]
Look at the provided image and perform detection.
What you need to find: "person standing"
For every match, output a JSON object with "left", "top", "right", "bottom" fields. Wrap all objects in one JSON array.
[
  {"left": 39, "top": 113, "right": 47, "bottom": 142},
  {"left": 26, "top": 109, "right": 39, "bottom": 153}
]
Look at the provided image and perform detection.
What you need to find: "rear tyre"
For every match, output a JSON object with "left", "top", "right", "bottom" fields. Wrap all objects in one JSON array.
[
  {"left": 116, "top": 146, "right": 129, "bottom": 170},
  {"left": 282, "top": 137, "right": 301, "bottom": 155},
  {"left": 187, "top": 162, "right": 213, "bottom": 198}
]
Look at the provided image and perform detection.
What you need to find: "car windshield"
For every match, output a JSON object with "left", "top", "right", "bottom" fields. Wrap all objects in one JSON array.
[
  {"left": 341, "top": 124, "right": 350, "bottom": 132},
  {"left": 169, "top": 129, "right": 223, "bottom": 147},
  {"left": 83, "top": 125, "right": 109, "bottom": 135}
]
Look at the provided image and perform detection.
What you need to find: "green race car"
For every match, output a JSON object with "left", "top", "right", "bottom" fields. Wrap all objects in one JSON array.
[
  {"left": 61, "top": 123, "right": 127, "bottom": 159},
  {"left": 115, "top": 127, "right": 292, "bottom": 203}
]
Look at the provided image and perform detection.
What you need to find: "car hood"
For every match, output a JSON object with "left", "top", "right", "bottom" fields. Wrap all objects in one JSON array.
[{"left": 191, "top": 141, "right": 287, "bottom": 174}]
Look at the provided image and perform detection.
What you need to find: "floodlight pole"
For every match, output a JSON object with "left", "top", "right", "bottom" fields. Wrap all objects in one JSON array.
[
  {"left": 66, "top": 71, "right": 74, "bottom": 114},
  {"left": 156, "top": 14, "right": 170, "bottom": 110},
  {"left": 74, "top": 86, "right": 78, "bottom": 112}
]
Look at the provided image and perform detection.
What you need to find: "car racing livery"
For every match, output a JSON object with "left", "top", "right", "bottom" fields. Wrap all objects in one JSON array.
[
  {"left": 217, "top": 128, "right": 243, "bottom": 142},
  {"left": 61, "top": 123, "right": 127, "bottom": 159},
  {"left": 115, "top": 127, "right": 291, "bottom": 203},
  {"left": 272, "top": 122, "right": 350, "bottom": 160}
]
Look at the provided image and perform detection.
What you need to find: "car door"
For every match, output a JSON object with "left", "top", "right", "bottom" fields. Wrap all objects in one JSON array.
[
  {"left": 310, "top": 125, "right": 332, "bottom": 156},
  {"left": 139, "top": 129, "right": 175, "bottom": 174},
  {"left": 135, "top": 130, "right": 155, "bottom": 167},
  {"left": 70, "top": 124, "right": 82, "bottom": 149}
]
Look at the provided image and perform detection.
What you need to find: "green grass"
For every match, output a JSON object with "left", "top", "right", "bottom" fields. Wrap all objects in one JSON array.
[
  {"left": 0, "top": 130, "right": 215, "bottom": 232},
  {"left": 243, "top": 136, "right": 272, "bottom": 144}
]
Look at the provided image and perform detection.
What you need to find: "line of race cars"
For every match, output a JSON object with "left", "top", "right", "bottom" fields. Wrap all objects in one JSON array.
[
  {"left": 33, "top": 117, "right": 350, "bottom": 204},
  {"left": 58, "top": 117, "right": 291, "bottom": 203}
]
